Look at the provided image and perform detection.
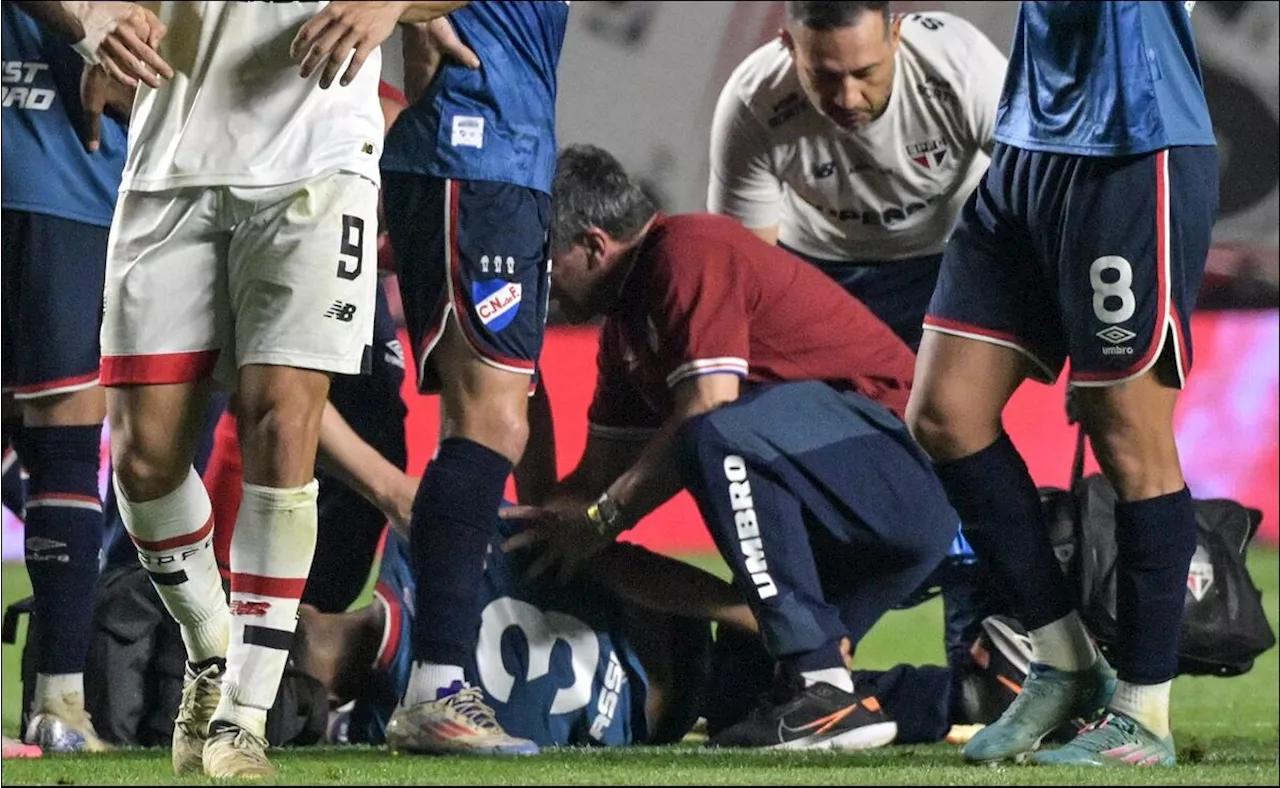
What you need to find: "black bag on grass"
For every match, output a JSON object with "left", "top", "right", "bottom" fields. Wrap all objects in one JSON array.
[{"left": 1038, "top": 428, "right": 1276, "bottom": 677}]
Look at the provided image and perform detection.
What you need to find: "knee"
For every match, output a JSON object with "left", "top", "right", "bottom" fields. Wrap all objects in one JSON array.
[
  {"left": 455, "top": 400, "right": 530, "bottom": 465},
  {"left": 112, "top": 439, "right": 187, "bottom": 502},
  {"left": 906, "top": 392, "right": 994, "bottom": 462},
  {"left": 1075, "top": 392, "right": 1182, "bottom": 500}
]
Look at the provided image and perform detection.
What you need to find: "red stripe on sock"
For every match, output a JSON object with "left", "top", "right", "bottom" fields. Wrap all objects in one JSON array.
[
  {"left": 230, "top": 573, "right": 307, "bottom": 599},
  {"left": 130, "top": 515, "right": 215, "bottom": 552}
]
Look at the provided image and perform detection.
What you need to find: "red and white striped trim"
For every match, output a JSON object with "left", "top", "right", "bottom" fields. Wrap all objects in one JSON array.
[
  {"left": 1073, "top": 150, "right": 1185, "bottom": 388},
  {"left": 129, "top": 515, "right": 215, "bottom": 553},
  {"left": 10, "top": 371, "right": 100, "bottom": 400},
  {"left": 372, "top": 583, "right": 403, "bottom": 673},
  {"left": 230, "top": 572, "right": 308, "bottom": 600},
  {"left": 25, "top": 492, "right": 102, "bottom": 513},
  {"left": 101, "top": 349, "right": 219, "bottom": 386},
  {"left": 921, "top": 316, "right": 1059, "bottom": 383},
  {"left": 665, "top": 357, "right": 749, "bottom": 388}
]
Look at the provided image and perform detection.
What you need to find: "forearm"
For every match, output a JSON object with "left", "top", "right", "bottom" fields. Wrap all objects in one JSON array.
[
  {"left": 604, "top": 417, "right": 686, "bottom": 530},
  {"left": 14, "top": 2, "right": 88, "bottom": 43},
  {"left": 317, "top": 403, "right": 409, "bottom": 516},
  {"left": 397, "top": 1, "right": 469, "bottom": 24},
  {"left": 585, "top": 543, "right": 759, "bottom": 634}
]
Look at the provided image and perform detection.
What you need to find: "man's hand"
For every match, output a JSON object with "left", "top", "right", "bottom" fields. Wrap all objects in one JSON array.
[
  {"left": 79, "top": 63, "right": 134, "bottom": 153},
  {"left": 292, "top": 1, "right": 407, "bottom": 89},
  {"left": 500, "top": 500, "right": 612, "bottom": 586},
  {"left": 74, "top": 1, "right": 173, "bottom": 88},
  {"left": 382, "top": 475, "right": 419, "bottom": 540}
]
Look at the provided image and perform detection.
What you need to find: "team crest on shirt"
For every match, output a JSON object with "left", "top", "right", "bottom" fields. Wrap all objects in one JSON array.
[
  {"left": 473, "top": 279, "right": 523, "bottom": 332},
  {"left": 906, "top": 138, "right": 949, "bottom": 169}
]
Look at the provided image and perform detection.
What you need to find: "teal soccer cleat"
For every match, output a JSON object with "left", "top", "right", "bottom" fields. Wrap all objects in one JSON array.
[
  {"left": 1032, "top": 712, "right": 1176, "bottom": 767},
  {"left": 961, "top": 655, "right": 1116, "bottom": 764}
]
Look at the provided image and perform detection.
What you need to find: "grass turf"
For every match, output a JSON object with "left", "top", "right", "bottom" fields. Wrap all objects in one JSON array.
[{"left": 1, "top": 551, "right": 1276, "bottom": 785}]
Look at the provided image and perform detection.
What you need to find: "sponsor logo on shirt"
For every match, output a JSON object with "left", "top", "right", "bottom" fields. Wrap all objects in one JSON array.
[
  {"left": 1, "top": 61, "right": 54, "bottom": 110},
  {"left": 473, "top": 279, "right": 523, "bottom": 331}
]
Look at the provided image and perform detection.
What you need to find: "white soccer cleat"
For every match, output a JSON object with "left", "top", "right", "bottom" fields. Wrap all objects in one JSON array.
[
  {"left": 173, "top": 661, "right": 224, "bottom": 775},
  {"left": 202, "top": 721, "right": 276, "bottom": 779}
]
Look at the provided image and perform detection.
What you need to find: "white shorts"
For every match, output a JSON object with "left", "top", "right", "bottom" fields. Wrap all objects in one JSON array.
[{"left": 100, "top": 170, "right": 379, "bottom": 386}]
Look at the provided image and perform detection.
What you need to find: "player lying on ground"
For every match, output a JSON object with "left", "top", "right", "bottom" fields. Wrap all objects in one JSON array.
[{"left": 293, "top": 519, "right": 1036, "bottom": 749}]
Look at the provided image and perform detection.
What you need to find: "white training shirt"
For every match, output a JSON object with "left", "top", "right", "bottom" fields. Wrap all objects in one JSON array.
[
  {"left": 121, "top": 1, "right": 384, "bottom": 192},
  {"left": 708, "top": 11, "right": 1007, "bottom": 263}
]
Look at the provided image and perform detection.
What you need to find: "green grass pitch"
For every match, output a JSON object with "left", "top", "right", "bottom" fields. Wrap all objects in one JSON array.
[{"left": 1, "top": 551, "right": 1276, "bottom": 785}]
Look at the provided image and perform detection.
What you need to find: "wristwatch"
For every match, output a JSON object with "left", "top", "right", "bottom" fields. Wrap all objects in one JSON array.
[{"left": 586, "top": 492, "right": 625, "bottom": 538}]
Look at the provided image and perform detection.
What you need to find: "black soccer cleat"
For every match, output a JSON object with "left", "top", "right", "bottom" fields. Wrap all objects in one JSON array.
[{"left": 707, "top": 678, "right": 898, "bottom": 750}]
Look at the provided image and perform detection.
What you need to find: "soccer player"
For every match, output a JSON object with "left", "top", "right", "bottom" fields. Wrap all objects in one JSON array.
[
  {"left": 707, "top": 0, "right": 1008, "bottom": 679},
  {"left": 2, "top": 2, "right": 129, "bottom": 752},
  {"left": 708, "top": 0, "right": 1005, "bottom": 351},
  {"left": 296, "top": 519, "right": 1035, "bottom": 750},
  {"left": 906, "top": 0, "right": 1220, "bottom": 767},
  {"left": 503, "top": 144, "right": 958, "bottom": 750},
  {"left": 376, "top": 1, "right": 570, "bottom": 757},
  {"left": 25, "top": 0, "right": 468, "bottom": 777}
]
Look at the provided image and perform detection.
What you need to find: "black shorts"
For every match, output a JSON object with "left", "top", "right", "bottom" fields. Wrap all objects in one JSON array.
[
  {"left": 381, "top": 173, "right": 552, "bottom": 393},
  {"left": 1, "top": 210, "right": 108, "bottom": 399},
  {"left": 925, "top": 144, "right": 1219, "bottom": 387}
]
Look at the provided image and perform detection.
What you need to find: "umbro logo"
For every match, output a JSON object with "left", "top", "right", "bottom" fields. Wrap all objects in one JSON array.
[
  {"left": 325, "top": 301, "right": 358, "bottom": 322},
  {"left": 1096, "top": 326, "right": 1136, "bottom": 345}
]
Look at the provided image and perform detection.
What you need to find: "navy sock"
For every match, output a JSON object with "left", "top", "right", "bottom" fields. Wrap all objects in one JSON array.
[
  {"left": 933, "top": 433, "right": 1074, "bottom": 630},
  {"left": 16, "top": 425, "right": 105, "bottom": 675},
  {"left": 411, "top": 437, "right": 512, "bottom": 666},
  {"left": 1113, "top": 486, "right": 1198, "bottom": 684}
]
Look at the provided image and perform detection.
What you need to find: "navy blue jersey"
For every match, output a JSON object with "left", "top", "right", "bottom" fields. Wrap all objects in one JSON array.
[
  {"left": 348, "top": 520, "right": 652, "bottom": 747},
  {"left": 1, "top": 2, "right": 127, "bottom": 226},
  {"left": 995, "top": 1, "right": 1216, "bottom": 156},
  {"left": 381, "top": 1, "right": 568, "bottom": 194}
]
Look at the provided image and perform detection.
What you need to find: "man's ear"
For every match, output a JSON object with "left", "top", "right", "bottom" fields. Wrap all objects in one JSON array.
[
  {"left": 779, "top": 28, "right": 795, "bottom": 55},
  {"left": 582, "top": 227, "right": 611, "bottom": 270},
  {"left": 890, "top": 15, "right": 903, "bottom": 47}
]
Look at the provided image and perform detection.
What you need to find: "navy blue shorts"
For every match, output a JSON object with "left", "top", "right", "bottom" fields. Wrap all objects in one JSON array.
[
  {"left": 779, "top": 245, "right": 941, "bottom": 352},
  {"left": 926, "top": 144, "right": 1219, "bottom": 387},
  {"left": 381, "top": 173, "right": 552, "bottom": 393},
  {"left": 1, "top": 210, "right": 108, "bottom": 399}
]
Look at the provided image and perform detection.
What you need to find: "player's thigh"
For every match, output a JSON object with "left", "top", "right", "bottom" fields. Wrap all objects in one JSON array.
[
  {"left": 1, "top": 211, "right": 109, "bottom": 404},
  {"left": 1058, "top": 146, "right": 1219, "bottom": 390},
  {"left": 383, "top": 174, "right": 552, "bottom": 392},
  {"left": 100, "top": 189, "right": 228, "bottom": 387},
  {"left": 227, "top": 170, "right": 380, "bottom": 379}
]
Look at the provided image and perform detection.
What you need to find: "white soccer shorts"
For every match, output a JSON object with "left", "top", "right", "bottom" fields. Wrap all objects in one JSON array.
[{"left": 100, "top": 170, "right": 379, "bottom": 386}]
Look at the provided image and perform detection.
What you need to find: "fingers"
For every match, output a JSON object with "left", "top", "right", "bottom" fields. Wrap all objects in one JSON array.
[
  {"left": 318, "top": 30, "right": 362, "bottom": 88},
  {"left": 430, "top": 19, "right": 480, "bottom": 68},
  {"left": 500, "top": 528, "right": 544, "bottom": 553},
  {"left": 101, "top": 27, "right": 168, "bottom": 88},
  {"left": 498, "top": 505, "right": 542, "bottom": 520},
  {"left": 291, "top": 13, "right": 334, "bottom": 61},
  {"left": 526, "top": 548, "right": 557, "bottom": 582},
  {"left": 338, "top": 40, "right": 378, "bottom": 87}
]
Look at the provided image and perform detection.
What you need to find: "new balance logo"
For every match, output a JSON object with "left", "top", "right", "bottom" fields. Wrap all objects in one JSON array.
[
  {"left": 724, "top": 455, "right": 777, "bottom": 599},
  {"left": 325, "top": 301, "right": 358, "bottom": 322}
]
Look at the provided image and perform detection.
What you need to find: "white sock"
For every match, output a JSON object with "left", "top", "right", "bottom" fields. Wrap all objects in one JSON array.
[
  {"left": 1109, "top": 679, "right": 1172, "bottom": 738},
  {"left": 801, "top": 667, "right": 854, "bottom": 694},
  {"left": 215, "top": 480, "right": 318, "bottom": 738},
  {"left": 1029, "top": 611, "right": 1097, "bottom": 671},
  {"left": 117, "top": 468, "right": 228, "bottom": 664},
  {"left": 33, "top": 673, "right": 84, "bottom": 714},
  {"left": 404, "top": 661, "right": 466, "bottom": 707}
]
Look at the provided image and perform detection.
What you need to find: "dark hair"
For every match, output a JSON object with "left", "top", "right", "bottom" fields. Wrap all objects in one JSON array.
[
  {"left": 551, "top": 144, "right": 657, "bottom": 256},
  {"left": 784, "top": 1, "right": 890, "bottom": 31}
]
